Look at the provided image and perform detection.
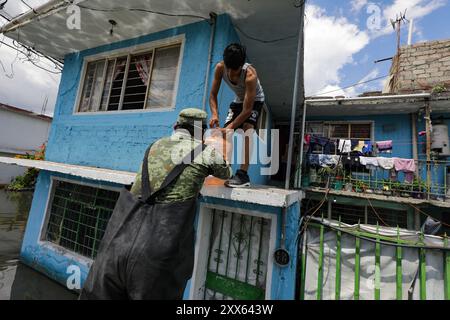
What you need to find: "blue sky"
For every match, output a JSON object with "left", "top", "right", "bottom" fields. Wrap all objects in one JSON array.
[
  {"left": 0, "top": 0, "right": 449, "bottom": 114},
  {"left": 305, "top": 0, "right": 450, "bottom": 97}
]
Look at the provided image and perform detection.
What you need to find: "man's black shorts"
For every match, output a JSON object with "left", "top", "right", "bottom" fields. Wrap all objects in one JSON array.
[{"left": 224, "top": 101, "right": 264, "bottom": 129}]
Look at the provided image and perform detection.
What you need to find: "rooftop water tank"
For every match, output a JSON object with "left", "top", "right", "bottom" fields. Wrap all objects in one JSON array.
[{"left": 431, "top": 123, "right": 450, "bottom": 155}]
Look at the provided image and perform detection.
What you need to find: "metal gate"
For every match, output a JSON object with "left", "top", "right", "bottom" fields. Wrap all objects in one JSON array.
[
  {"left": 203, "top": 209, "right": 272, "bottom": 300},
  {"left": 298, "top": 217, "right": 450, "bottom": 300}
]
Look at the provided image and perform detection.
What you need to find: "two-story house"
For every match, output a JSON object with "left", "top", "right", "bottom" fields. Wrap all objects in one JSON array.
[
  {"left": 295, "top": 39, "right": 450, "bottom": 300},
  {"left": 0, "top": 0, "right": 305, "bottom": 300}
]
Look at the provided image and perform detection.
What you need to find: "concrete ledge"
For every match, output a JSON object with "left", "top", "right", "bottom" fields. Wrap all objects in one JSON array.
[
  {"left": 0, "top": 157, "right": 304, "bottom": 207},
  {"left": 0, "top": 157, "right": 136, "bottom": 185},
  {"left": 200, "top": 184, "right": 303, "bottom": 208},
  {"left": 305, "top": 187, "right": 450, "bottom": 209}
]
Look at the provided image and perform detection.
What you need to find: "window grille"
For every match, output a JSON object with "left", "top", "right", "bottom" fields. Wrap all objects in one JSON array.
[
  {"left": 203, "top": 210, "right": 271, "bottom": 300},
  {"left": 78, "top": 43, "right": 181, "bottom": 112},
  {"left": 44, "top": 180, "right": 119, "bottom": 259}
]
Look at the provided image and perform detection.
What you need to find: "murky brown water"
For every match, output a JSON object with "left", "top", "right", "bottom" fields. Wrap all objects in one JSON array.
[{"left": 0, "top": 189, "right": 77, "bottom": 300}]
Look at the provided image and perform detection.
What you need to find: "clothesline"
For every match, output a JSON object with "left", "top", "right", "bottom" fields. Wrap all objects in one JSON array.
[{"left": 308, "top": 154, "right": 417, "bottom": 183}]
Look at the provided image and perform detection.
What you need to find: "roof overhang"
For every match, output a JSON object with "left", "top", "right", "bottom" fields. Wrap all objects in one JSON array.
[
  {"left": 0, "top": 156, "right": 303, "bottom": 207},
  {"left": 1, "top": 0, "right": 304, "bottom": 120},
  {"left": 304, "top": 93, "right": 450, "bottom": 117}
]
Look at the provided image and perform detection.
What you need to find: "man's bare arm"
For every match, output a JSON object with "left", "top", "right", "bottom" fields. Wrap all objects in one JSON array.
[
  {"left": 225, "top": 66, "right": 257, "bottom": 130},
  {"left": 209, "top": 62, "right": 224, "bottom": 128}
]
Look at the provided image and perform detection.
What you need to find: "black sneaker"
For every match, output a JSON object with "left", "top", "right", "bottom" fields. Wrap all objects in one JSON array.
[{"left": 225, "top": 169, "right": 251, "bottom": 188}]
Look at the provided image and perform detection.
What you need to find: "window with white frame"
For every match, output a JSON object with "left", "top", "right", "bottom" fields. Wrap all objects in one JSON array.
[
  {"left": 43, "top": 179, "right": 120, "bottom": 259},
  {"left": 77, "top": 43, "right": 182, "bottom": 112}
]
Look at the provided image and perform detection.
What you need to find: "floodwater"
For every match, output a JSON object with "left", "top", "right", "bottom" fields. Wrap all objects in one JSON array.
[{"left": 0, "top": 189, "right": 77, "bottom": 300}]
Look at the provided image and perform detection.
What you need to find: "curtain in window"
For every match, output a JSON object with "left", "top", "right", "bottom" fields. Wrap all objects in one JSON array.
[
  {"left": 147, "top": 46, "right": 180, "bottom": 108},
  {"left": 135, "top": 54, "right": 151, "bottom": 84}
]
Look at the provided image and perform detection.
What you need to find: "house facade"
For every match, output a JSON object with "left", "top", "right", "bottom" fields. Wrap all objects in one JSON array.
[
  {"left": 295, "top": 39, "right": 450, "bottom": 300},
  {"left": 0, "top": 103, "right": 52, "bottom": 185},
  {"left": 0, "top": 0, "right": 305, "bottom": 300}
]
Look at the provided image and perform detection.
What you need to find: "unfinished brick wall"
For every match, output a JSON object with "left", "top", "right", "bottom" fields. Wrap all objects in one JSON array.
[{"left": 389, "top": 39, "right": 450, "bottom": 93}]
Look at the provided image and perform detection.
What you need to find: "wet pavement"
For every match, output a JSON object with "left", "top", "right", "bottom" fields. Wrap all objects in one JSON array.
[{"left": 0, "top": 189, "right": 77, "bottom": 300}]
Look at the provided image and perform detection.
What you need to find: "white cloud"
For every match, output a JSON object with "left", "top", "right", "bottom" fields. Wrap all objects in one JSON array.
[
  {"left": 315, "top": 69, "right": 382, "bottom": 97},
  {"left": 351, "top": 0, "right": 369, "bottom": 12},
  {"left": 0, "top": 37, "right": 60, "bottom": 116},
  {"left": 305, "top": 5, "right": 370, "bottom": 97},
  {"left": 370, "top": 0, "right": 447, "bottom": 37},
  {"left": 0, "top": 0, "right": 59, "bottom": 115}
]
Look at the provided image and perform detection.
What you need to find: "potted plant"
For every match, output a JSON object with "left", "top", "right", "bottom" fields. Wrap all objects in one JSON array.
[
  {"left": 374, "top": 181, "right": 384, "bottom": 195},
  {"left": 332, "top": 165, "right": 345, "bottom": 190},
  {"left": 412, "top": 179, "right": 427, "bottom": 199},
  {"left": 343, "top": 174, "right": 353, "bottom": 192},
  {"left": 391, "top": 181, "right": 402, "bottom": 197},
  {"left": 382, "top": 179, "right": 392, "bottom": 196},
  {"left": 317, "top": 166, "right": 333, "bottom": 188},
  {"left": 400, "top": 182, "right": 412, "bottom": 198},
  {"left": 354, "top": 180, "right": 368, "bottom": 193}
]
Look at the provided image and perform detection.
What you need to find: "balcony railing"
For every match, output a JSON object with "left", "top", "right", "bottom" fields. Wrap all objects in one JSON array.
[{"left": 296, "top": 153, "right": 450, "bottom": 202}]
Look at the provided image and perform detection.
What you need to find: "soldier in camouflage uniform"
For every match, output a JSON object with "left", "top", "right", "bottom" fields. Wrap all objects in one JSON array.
[
  {"left": 131, "top": 108, "right": 232, "bottom": 202},
  {"left": 80, "top": 108, "right": 231, "bottom": 300}
]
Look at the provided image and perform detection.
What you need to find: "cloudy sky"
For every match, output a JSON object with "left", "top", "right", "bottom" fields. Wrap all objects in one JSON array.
[{"left": 0, "top": 0, "right": 449, "bottom": 115}]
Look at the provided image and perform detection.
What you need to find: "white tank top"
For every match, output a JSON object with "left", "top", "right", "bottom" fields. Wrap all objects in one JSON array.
[{"left": 222, "top": 63, "right": 265, "bottom": 103}]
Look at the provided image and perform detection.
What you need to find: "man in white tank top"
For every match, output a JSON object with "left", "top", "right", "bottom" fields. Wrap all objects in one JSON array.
[{"left": 209, "top": 43, "right": 265, "bottom": 188}]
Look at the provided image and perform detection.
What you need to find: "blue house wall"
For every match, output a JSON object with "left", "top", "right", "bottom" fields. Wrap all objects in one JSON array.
[
  {"left": 44, "top": 13, "right": 270, "bottom": 184},
  {"left": 21, "top": 14, "right": 277, "bottom": 296},
  {"left": 308, "top": 114, "right": 413, "bottom": 159}
]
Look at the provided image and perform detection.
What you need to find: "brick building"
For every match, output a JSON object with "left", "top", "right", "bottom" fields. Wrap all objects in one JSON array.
[{"left": 387, "top": 39, "right": 450, "bottom": 94}]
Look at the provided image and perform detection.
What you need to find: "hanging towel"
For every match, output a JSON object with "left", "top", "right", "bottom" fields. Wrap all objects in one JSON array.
[
  {"left": 308, "top": 154, "right": 320, "bottom": 166},
  {"left": 351, "top": 140, "right": 359, "bottom": 150},
  {"left": 376, "top": 157, "right": 394, "bottom": 170},
  {"left": 310, "top": 135, "right": 332, "bottom": 154},
  {"left": 394, "top": 158, "right": 416, "bottom": 183},
  {"left": 360, "top": 156, "right": 378, "bottom": 167},
  {"left": 376, "top": 140, "right": 393, "bottom": 152},
  {"left": 362, "top": 140, "right": 373, "bottom": 154},
  {"left": 394, "top": 158, "right": 415, "bottom": 172},
  {"left": 304, "top": 134, "right": 311, "bottom": 145},
  {"left": 319, "top": 154, "right": 339, "bottom": 167},
  {"left": 338, "top": 139, "right": 352, "bottom": 153},
  {"left": 353, "top": 140, "right": 365, "bottom": 153}
]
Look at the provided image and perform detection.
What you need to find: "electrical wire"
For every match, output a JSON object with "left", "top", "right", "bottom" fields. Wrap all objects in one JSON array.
[
  {"left": 20, "top": 0, "right": 32, "bottom": 10},
  {"left": 77, "top": 4, "right": 209, "bottom": 21},
  {"left": 408, "top": 202, "right": 450, "bottom": 228},
  {"left": 365, "top": 196, "right": 390, "bottom": 227},
  {"left": 0, "top": 39, "right": 62, "bottom": 74},
  {"left": 78, "top": 3, "right": 305, "bottom": 45},
  {"left": 233, "top": 23, "right": 298, "bottom": 44},
  {"left": 310, "top": 74, "right": 389, "bottom": 97}
]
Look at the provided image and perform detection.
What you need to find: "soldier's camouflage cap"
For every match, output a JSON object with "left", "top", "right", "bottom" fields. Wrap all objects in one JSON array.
[{"left": 177, "top": 108, "right": 208, "bottom": 128}]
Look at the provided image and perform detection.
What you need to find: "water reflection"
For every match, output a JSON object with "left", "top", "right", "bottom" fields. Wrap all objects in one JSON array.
[{"left": 0, "top": 189, "right": 77, "bottom": 300}]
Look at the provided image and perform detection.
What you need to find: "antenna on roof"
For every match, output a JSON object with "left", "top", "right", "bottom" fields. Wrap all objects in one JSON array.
[
  {"left": 41, "top": 95, "right": 48, "bottom": 115},
  {"left": 390, "top": 9, "right": 409, "bottom": 52}
]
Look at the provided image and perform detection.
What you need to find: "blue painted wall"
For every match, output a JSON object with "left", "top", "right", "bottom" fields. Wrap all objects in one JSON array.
[
  {"left": 22, "top": 15, "right": 275, "bottom": 294},
  {"left": 44, "top": 14, "right": 270, "bottom": 183},
  {"left": 183, "top": 196, "right": 300, "bottom": 300},
  {"left": 308, "top": 114, "right": 413, "bottom": 159},
  {"left": 20, "top": 170, "right": 122, "bottom": 288}
]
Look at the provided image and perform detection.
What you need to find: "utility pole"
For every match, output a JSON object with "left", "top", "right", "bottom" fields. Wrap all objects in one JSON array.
[{"left": 425, "top": 101, "right": 432, "bottom": 200}]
